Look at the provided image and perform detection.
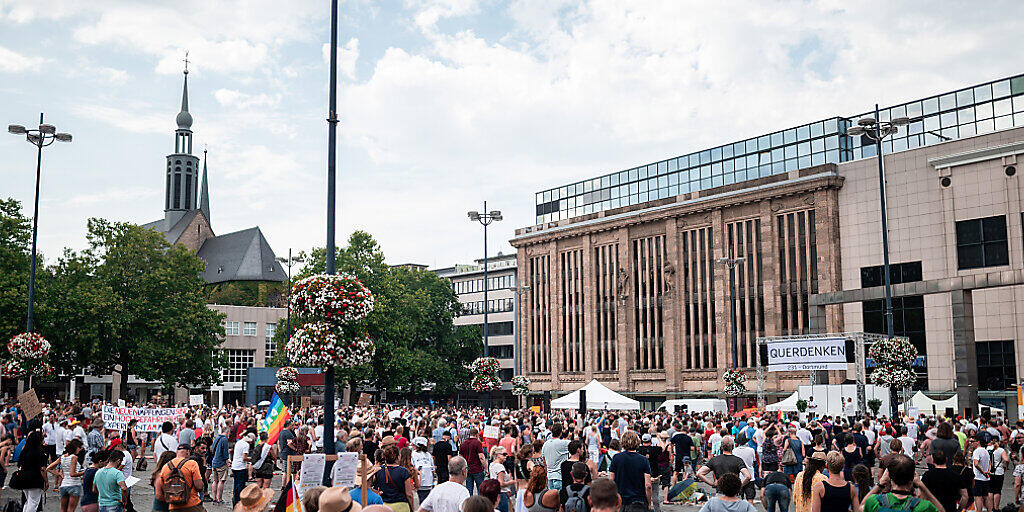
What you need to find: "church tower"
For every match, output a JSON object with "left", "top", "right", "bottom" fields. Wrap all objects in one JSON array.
[{"left": 165, "top": 62, "right": 201, "bottom": 229}]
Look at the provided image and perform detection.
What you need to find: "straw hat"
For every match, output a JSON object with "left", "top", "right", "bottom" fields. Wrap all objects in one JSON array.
[
  {"left": 233, "top": 484, "right": 274, "bottom": 512},
  {"left": 319, "top": 486, "right": 362, "bottom": 512},
  {"left": 380, "top": 435, "right": 396, "bottom": 447}
]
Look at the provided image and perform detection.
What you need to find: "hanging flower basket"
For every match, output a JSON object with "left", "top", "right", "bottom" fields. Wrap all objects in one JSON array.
[
  {"left": 470, "top": 357, "right": 501, "bottom": 375},
  {"left": 870, "top": 365, "right": 917, "bottom": 388},
  {"left": 276, "top": 366, "right": 298, "bottom": 382},
  {"left": 723, "top": 369, "right": 747, "bottom": 396},
  {"left": 291, "top": 274, "right": 374, "bottom": 323},
  {"left": 7, "top": 332, "right": 51, "bottom": 360},
  {"left": 869, "top": 338, "right": 918, "bottom": 367},
  {"left": 511, "top": 375, "right": 530, "bottom": 388},
  {"left": 2, "top": 359, "right": 26, "bottom": 378},
  {"left": 285, "top": 321, "right": 374, "bottom": 369},
  {"left": 512, "top": 386, "right": 530, "bottom": 396},
  {"left": 471, "top": 373, "right": 502, "bottom": 392},
  {"left": 276, "top": 380, "right": 300, "bottom": 394}
]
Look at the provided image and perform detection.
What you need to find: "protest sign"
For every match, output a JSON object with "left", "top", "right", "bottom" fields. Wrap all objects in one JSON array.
[
  {"left": 19, "top": 389, "right": 42, "bottom": 420},
  {"left": 101, "top": 405, "right": 188, "bottom": 432},
  {"left": 298, "top": 454, "right": 326, "bottom": 499},
  {"left": 483, "top": 425, "right": 500, "bottom": 439},
  {"left": 331, "top": 452, "right": 360, "bottom": 487},
  {"left": 357, "top": 393, "right": 372, "bottom": 406}
]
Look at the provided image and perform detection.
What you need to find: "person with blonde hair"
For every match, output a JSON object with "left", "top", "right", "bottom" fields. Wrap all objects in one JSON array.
[
  {"left": 609, "top": 432, "right": 652, "bottom": 512},
  {"left": 811, "top": 451, "right": 859, "bottom": 512}
]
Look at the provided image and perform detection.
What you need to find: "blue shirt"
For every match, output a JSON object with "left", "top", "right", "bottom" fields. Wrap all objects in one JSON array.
[
  {"left": 94, "top": 467, "right": 126, "bottom": 507},
  {"left": 350, "top": 487, "right": 384, "bottom": 506},
  {"left": 211, "top": 435, "right": 230, "bottom": 469}
]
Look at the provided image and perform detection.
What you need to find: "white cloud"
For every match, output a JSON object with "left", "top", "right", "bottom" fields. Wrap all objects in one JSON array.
[
  {"left": 68, "top": 187, "right": 158, "bottom": 207},
  {"left": 0, "top": 0, "right": 83, "bottom": 23},
  {"left": 69, "top": 104, "right": 167, "bottom": 134},
  {"left": 214, "top": 89, "right": 279, "bottom": 109},
  {"left": 0, "top": 45, "right": 45, "bottom": 72},
  {"left": 408, "top": 0, "right": 479, "bottom": 32},
  {"left": 322, "top": 38, "right": 360, "bottom": 80}
]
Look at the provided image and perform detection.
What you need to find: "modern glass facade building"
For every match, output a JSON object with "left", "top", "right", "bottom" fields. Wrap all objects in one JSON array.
[{"left": 535, "top": 74, "right": 1024, "bottom": 224}]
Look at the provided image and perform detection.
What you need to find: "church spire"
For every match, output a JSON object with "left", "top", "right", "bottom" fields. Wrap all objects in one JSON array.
[
  {"left": 199, "top": 148, "right": 211, "bottom": 221},
  {"left": 176, "top": 55, "right": 193, "bottom": 131}
]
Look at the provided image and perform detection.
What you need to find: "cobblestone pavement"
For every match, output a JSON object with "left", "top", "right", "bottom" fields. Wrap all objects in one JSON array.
[{"left": 0, "top": 460, "right": 1016, "bottom": 512}]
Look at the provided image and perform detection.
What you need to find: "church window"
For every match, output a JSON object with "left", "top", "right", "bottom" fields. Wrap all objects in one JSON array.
[
  {"left": 184, "top": 175, "right": 192, "bottom": 208},
  {"left": 173, "top": 173, "right": 181, "bottom": 209}
]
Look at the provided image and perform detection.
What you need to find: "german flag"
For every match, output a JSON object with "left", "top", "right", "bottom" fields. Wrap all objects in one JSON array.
[{"left": 273, "top": 479, "right": 302, "bottom": 512}]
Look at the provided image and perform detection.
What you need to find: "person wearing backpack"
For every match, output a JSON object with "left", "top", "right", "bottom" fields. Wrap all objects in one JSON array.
[
  {"left": 560, "top": 463, "right": 591, "bottom": 512},
  {"left": 156, "top": 445, "right": 205, "bottom": 512},
  {"left": 861, "top": 454, "right": 943, "bottom": 512}
]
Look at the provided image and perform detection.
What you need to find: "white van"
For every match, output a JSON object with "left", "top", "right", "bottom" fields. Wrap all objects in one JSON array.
[{"left": 658, "top": 398, "right": 729, "bottom": 414}]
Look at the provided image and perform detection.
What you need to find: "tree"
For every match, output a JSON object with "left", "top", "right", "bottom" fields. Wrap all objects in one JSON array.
[
  {"left": 288, "top": 231, "right": 482, "bottom": 394},
  {"left": 47, "top": 219, "right": 226, "bottom": 398},
  {"left": 0, "top": 198, "right": 33, "bottom": 340}
]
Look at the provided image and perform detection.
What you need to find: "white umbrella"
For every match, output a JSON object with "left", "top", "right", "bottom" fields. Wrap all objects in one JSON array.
[{"left": 257, "top": 400, "right": 271, "bottom": 407}]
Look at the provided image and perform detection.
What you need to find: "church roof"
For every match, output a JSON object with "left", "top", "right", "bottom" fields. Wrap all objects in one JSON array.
[
  {"left": 140, "top": 210, "right": 201, "bottom": 245},
  {"left": 197, "top": 226, "right": 285, "bottom": 283}
]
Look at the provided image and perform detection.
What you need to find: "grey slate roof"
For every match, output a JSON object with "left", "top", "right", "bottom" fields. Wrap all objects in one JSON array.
[
  {"left": 197, "top": 226, "right": 285, "bottom": 283},
  {"left": 141, "top": 210, "right": 201, "bottom": 245}
]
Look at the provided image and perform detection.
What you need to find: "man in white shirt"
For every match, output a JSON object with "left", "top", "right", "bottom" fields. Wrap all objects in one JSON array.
[
  {"left": 796, "top": 422, "right": 813, "bottom": 446},
  {"left": 231, "top": 433, "right": 253, "bottom": 506},
  {"left": 42, "top": 413, "right": 58, "bottom": 462},
  {"left": 72, "top": 418, "right": 87, "bottom": 444},
  {"left": 418, "top": 456, "right": 470, "bottom": 512},
  {"left": 971, "top": 436, "right": 991, "bottom": 512},
  {"left": 897, "top": 426, "right": 916, "bottom": 457},
  {"left": 732, "top": 433, "right": 758, "bottom": 505},
  {"left": 153, "top": 421, "right": 179, "bottom": 460}
]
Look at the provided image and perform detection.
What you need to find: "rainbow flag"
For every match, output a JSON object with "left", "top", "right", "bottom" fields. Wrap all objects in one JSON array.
[{"left": 261, "top": 392, "right": 290, "bottom": 444}]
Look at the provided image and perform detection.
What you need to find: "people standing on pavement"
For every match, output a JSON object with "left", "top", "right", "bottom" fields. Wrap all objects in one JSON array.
[{"left": 609, "top": 432, "right": 651, "bottom": 512}]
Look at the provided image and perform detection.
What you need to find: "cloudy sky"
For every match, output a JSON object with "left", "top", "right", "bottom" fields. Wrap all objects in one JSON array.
[{"left": 2, "top": 0, "right": 1023, "bottom": 269}]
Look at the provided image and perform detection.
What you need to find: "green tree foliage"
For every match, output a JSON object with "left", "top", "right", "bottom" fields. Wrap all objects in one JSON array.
[
  {"left": 288, "top": 231, "right": 481, "bottom": 393},
  {"left": 205, "top": 281, "right": 286, "bottom": 307},
  {"left": 0, "top": 199, "right": 33, "bottom": 339},
  {"left": 45, "top": 219, "right": 225, "bottom": 397}
]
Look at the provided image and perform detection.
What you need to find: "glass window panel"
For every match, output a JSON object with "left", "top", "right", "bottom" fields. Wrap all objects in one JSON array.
[
  {"left": 811, "top": 153, "right": 825, "bottom": 165},
  {"left": 734, "top": 169, "right": 747, "bottom": 182},
  {"left": 960, "top": 122, "right": 976, "bottom": 137},
  {"left": 700, "top": 165, "right": 711, "bottom": 179},
  {"left": 771, "top": 147, "right": 784, "bottom": 161},
  {"left": 810, "top": 122, "right": 824, "bottom": 137},
  {"left": 658, "top": 175, "right": 668, "bottom": 188},
  {"left": 798, "top": 155, "right": 811, "bottom": 169},
  {"left": 798, "top": 141, "right": 811, "bottom": 156},
  {"left": 824, "top": 118, "right": 838, "bottom": 135},
  {"left": 734, "top": 142, "right": 746, "bottom": 156},
  {"left": 723, "top": 172, "right": 735, "bottom": 185},
  {"left": 993, "top": 80, "right": 1011, "bottom": 99},
  {"left": 811, "top": 138, "right": 825, "bottom": 153},
  {"left": 1014, "top": 96, "right": 1024, "bottom": 113},
  {"left": 724, "top": 159, "right": 734, "bottom": 172},
  {"left": 745, "top": 140, "right": 758, "bottom": 154},
  {"left": 701, "top": 178, "right": 712, "bottom": 189},
  {"left": 826, "top": 149, "right": 840, "bottom": 162},
  {"left": 785, "top": 159, "right": 798, "bottom": 172},
  {"left": 712, "top": 175, "right": 723, "bottom": 187},
  {"left": 668, "top": 185, "right": 679, "bottom": 196},
  {"left": 825, "top": 135, "right": 839, "bottom": 150},
  {"left": 689, "top": 153, "right": 700, "bottom": 167},
  {"left": 758, "top": 135, "right": 771, "bottom": 150},
  {"left": 908, "top": 120, "right": 923, "bottom": 135},
  {"left": 678, "top": 182, "right": 690, "bottom": 194},
  {"left": 772, "top": 161, "right": 786, "bottom": 174},
  {"left": 975, "top": 84, "right": 992, "bottom": 102},
  {"left": 628, "top": 168, "right": 638, "bottom": 182},
  {"left": 711, "top": 162, "right": 722, "bottom": 175},
  {"left": 879, "top": 109, "right": 891, "bottom": 122},
  {"left": 618, "top": 171, "right": 628, "bottom": 183},
  {"left": 862, "top": 144, "right": 877, "bottom": 158},
  {"left": 977, "top": 118, "right": 995, "bottom": 134},
  {"left": 958, "top": 107, "right": 976, "bottom": 123},
  {"left": 711, "top": 147, "right": 722, "bottom": 161},
  {"left": 760, "top": 151, "right": 772, "bottom": 165},
  {"left": 700, "top": 150, "right": 711, "bottom": 164},
  {"left": 906, "top": 102, "right": 923, "bottom": 118},
  {"left": 784, "top": 144, "right": 797, "bottom": 159},
  {"left": 956, "top": 219, "right": 982, "bottom": 244},
  {"left": 924, "top": 115, "right": 940, "bottom": 131},
  {"left": 892, "top": 138, "right": 908, "bottom": 152},
  {"left": 907, "top": 134, "right": 921, "bottom": 148},
  {"left": 784, "top": 129, "right": 797, "bottom": 144},
  {"left": 940, "top": 93, "right": 956, "bottom": 112},
  {"left": 771, "top": 132, "right": 784, "bottom": 146},
  {"left": 610, "top": 173, "right": 620, "bottom": 186},
  {"left": 994, "top": 99, "right": 1012, "bottom": 117},
  {"left": 985, "top": 243, "right": 1009, "bottom": 266},
  {"left": 995, "top": 115, "right": 1013, "bottom": 130},
  {"left": 734, "top": 157, "right": 745, "bottom": 170},
  {"left": 891, "top": 105, "right": 907, "bottom": 119},
  {"left": 956, "top": 89, "right": 974, "bottom": 106},
  {"left": 722, "top": 145, "right": 733, "bottom": 159},
  {"left": 941, "top": 127, "right": 958, "bottom": 139},
  {"left": 797, "top": 125, "right": 811, "bottom": 140},
  {"left": 982, "top": 216, "right": 1007, "bottom": 240},
  {"left": 657, "top": 161, "right": 667, "bottom": 174},
  {"left": 940, "top": 111, "right": 958, "bottom": 127},
  {"left": 638, "top": 166, "right": 648, "bottom": 181},
  {"left": 923, "top": 97, "right": 939, "bottom": 115},
  {"left": 668, "top": 172, "right": 679, "bottom": 186},
  {"left": 759, "top": 164, "right": 772, "bottom": 177},
  {"left": 746, "top": 154, "right": 758, "bottom": 168}
]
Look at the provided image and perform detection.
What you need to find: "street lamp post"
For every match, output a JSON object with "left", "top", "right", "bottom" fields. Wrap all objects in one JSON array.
[
  {"left": 847, "top": 107, "right": 910, "bottom": 418},
  {"left": 8, "top": 114, "right": 71, "bottom": 335},
  {"left": 276, "top": 249, "right": 305, "bottom": 339},
  {"left": 468, "top": 203, "right": 502, "bottom": 411},
  {"left": 323, "top": 0, "right": 340, "bottom": 467}
]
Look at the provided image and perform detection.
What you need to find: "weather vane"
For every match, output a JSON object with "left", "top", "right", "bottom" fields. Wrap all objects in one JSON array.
[{"left": 183, "top": 50, "right": 190, "bottom": 74}]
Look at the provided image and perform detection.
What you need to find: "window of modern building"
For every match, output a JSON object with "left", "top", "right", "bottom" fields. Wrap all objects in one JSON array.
[
  {"left": 224, "top": 321, "right": 240, "bottom": 336},
  {"left": 477, "top": 321, "right": 514, "bottom": 337},
  {"left": 956, "top": 215, "right": 1008, "bottom": 269},
  {"left": 265, "top": 323, "right": 277, "bottom": 359},
  {"left": 221, "top": 349, "right": 255, "bottom": 383},
  {"left": 498, "top": 369, "right": 513, "bottom": 382},
  {"left": 461, "top": 298, "right": 515, "bottom": 315},
  {"left": 860, "top": 261, "right": 923, "bottom": 288},
  {"left": 976, "top": 340, "right": 1016, "bottom": 391},
  {"left": 490, "top": 345, "right": 514, "bottom": 359},
  {"left": 243, "top": 321, "right": 258, "bottom": 336},
  {"left": 863, "top": 296, "right": 927, "bottom": 389}
]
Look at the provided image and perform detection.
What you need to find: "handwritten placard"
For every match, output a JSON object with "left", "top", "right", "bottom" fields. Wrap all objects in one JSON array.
[
  {"left": 101, "top": 406, "right": 188, "bottom": 432},
  {"left": 357, "top": 393, "right": 372, "bottom": 406},
  {"left": 19, "top": 389, "right": 42, "bottom": 420}
]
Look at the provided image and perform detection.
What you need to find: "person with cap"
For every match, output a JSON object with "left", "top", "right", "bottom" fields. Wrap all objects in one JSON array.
[
  {"left": 230, "top": 433, "right": 254, "bottom": 506},
  {"left": 413, "top": 437, "right": 436, "bottom": 504},
  {"left": 638, "top": 434, "right": 663, "bottom": 512},
  {"left": 156, "top": 444, "right": 206, "bottom": 512},
  {"left": 233, "top": 483, "right": 273, "bottom": 512}
]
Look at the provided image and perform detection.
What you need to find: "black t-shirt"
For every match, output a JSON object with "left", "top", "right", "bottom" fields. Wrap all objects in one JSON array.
[
  {"left": 432, "top": 441, "right": 453, "bottom": 476},
  {"left": 706, "top": 454, "right": 746, "bottom": 480},
  {"left": 922, "top": 467, "right": 965, "bottom": 512},
  {"left": 561, "top": 459, "right": 593, "bottom": 485},
  {"left": 559, "top": 483, "right": 591, "bottom": 507},
  {"left": 671, "top": 433, "right": 694, "bottom": 459},
  {"left": 762, "top": 471, "right": 791, "bottom": 489},
  {"left": 638, "top": 445, "right": 663, "bottom": 478},
  {"left": 364, "top": 439, "right": 379, "bottom": 461},
  {"left": 609, "top": 451, "right": 651, "bottom": 505}
]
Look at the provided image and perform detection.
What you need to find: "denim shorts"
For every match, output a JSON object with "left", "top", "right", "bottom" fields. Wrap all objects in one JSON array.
[
  {"left": 99, "top": 505, "right": 123, "bottom": 512},
  {"left": 60, "top": 486, "right": 83, "bottom": 498}
]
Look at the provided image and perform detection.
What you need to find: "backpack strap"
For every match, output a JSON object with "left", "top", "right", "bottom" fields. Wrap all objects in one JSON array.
[
  {"left": 902, "top": 498, "right": 920, "bottom": 512},
  {"left": 877, "top": 494, "right": 890, "bottom": 509}
]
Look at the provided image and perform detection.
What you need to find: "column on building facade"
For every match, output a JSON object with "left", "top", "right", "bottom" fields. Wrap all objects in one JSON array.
[
  {"left": 663, "top": 218, "right": 682, "bottom": 390},
  {"left": 615, "top": 227, "right": 631, "bottom": 389},
  {"left": 950, "top": 289, "right": 980, "bottom": 415},
  {"left": 815, "top": 188, "right": 844, "bottom": 384},
  {"left": 582, "top": 234, "right": 597, "bottom": 381},
  {"left": 711, "top": 210, "right": 729, "bottom": 381},
  {"left": 549, "top": 242, "right": 562, "bottom": 387}
]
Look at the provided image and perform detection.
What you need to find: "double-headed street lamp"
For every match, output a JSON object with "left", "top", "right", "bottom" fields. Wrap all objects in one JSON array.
[
  {"left": 847, "top": 106, "right": 910, "bottom": 418},
  {"left": 276, "top": 249, "right": 305, "bottom": 338},
  {"left": 468, "top": 202, "right": 502, "bottom": 410},
  {"left": 8, "top": 114, "right": 72, "bottom": 334}
]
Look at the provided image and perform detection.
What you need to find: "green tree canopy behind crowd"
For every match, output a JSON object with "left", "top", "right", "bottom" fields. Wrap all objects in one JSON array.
[{"left": 279, "top": 230, "right": 481, "bottom": 394}]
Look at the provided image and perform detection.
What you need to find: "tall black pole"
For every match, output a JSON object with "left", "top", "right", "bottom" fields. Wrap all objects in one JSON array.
[
  {"left": 874, "top": 104, "right": 897, "bottom": 418},
  {"left": 26, "top": 112, "right": 43, "bottom": 334},
  {"left": 482, "top": 201, "right": 489, "bottom": 412},
  {"left": 323, "top": 0, "right": 339, "bottom": 461},
  {"left": 286, "top": 248, "right": 293, "bottom": 337}
]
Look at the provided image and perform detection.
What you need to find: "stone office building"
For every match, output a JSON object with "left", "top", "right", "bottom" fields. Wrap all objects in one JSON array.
[{"left": 511, "top": 74, "right": 1024, "bottom": 411}]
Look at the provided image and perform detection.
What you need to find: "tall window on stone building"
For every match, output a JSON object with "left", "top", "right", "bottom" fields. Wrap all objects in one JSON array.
[
  {"left": 955, "top": 215, "right": 1008, "bottom": 269},
  {"left": 681, "top": 227, "right": 715, "bottom": 369},
  {"left": 561, "top": 249, "right": 585, "bottom": 373},
  {"left": 726, "top": 219, "right": 765, "bottom": 367},
  {"left": 265, "top": 323, "right": 277, "bottom": 359},
  {"left": 777, "top": 209, "right": 817, "bottom": 335},
  {"left": 528, "top": 255, "right": 551, "bottom": 373},
  {"left": 221, "top": 349, "right": 255, "bottom": 383},
  {"left": 633, "top": 235, "right": 665, "bottom": 370},
  {"left": 243, "top": 321, "right": 257, "bottom": 336},
  {"left": 594, "top": 244, "right": 618, "bottom": 372},
  {"left": 976, "top": 340, "right": 1016, "bottom": 391}
]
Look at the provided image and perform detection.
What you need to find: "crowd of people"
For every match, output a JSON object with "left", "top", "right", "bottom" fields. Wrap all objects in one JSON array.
[{"left": 1, "top": 399, "right": 1023, "bottom": 512}]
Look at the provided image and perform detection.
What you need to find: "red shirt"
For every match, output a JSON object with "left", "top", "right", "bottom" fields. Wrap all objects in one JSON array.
[
  {"left": 396, "top": 436, "right": 408, "bottom": 449},
  {"left": 459, "top": 437, "right": 486, "bottom": 473}
]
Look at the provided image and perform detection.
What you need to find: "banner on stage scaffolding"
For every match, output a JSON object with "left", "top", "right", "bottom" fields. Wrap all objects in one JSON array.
[
  {"left": 101, "top": 405, "right": 188, "bottom": 432},
  {"left": 766, "top": 337, "right": 848, "bottom": 372}
]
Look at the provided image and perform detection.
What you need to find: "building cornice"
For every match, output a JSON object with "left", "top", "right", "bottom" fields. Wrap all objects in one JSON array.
[
  {"left": 511, "top": 168, "right": 843, "bottom": 247},
  {"left": 928, "top": 140, "right": 1024, "bottom": 169}
]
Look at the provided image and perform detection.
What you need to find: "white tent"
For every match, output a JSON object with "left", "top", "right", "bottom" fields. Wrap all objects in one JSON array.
[
  {"left": 550, "top": 380, "right": 641, "bottom": 410},
  {"left": 766, "top": 392, "right": 800, "bottom": 412},
  {"left": 898, "top": 391, "right": 1004, "bottom": 415}
]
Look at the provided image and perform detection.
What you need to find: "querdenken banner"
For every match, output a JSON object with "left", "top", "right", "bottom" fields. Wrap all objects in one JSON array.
[{"left": 766, "top": 337, "right": 847, "bottom": 372}]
